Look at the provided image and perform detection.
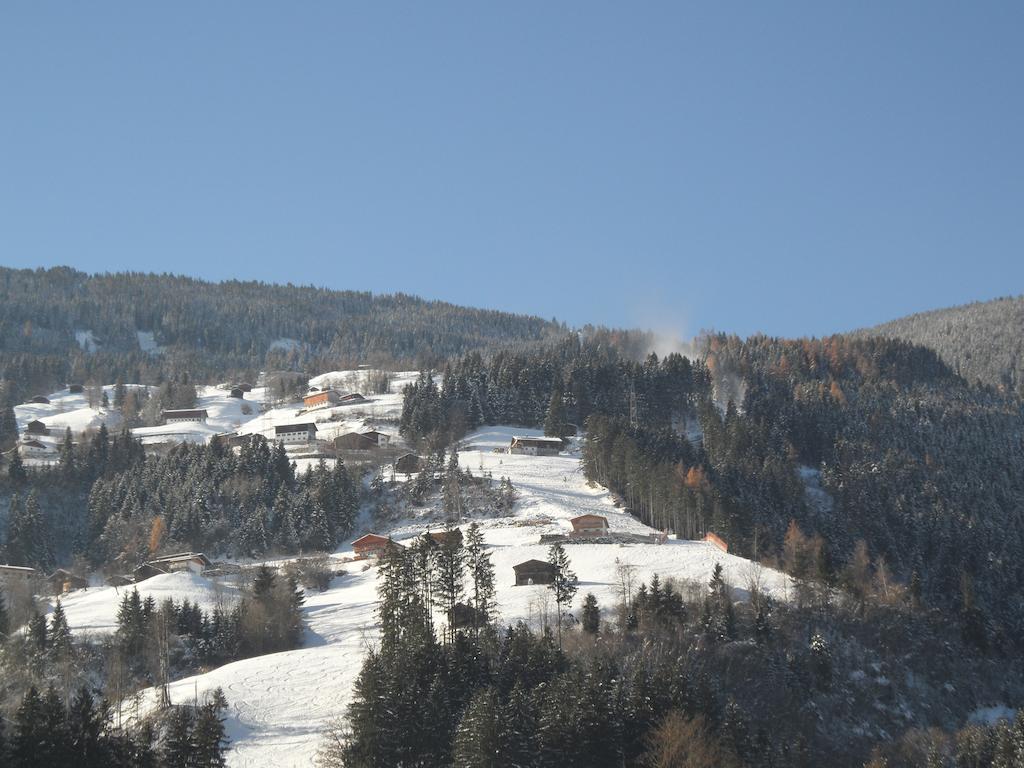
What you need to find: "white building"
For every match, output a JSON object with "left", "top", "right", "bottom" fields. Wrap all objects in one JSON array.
[
  {"left": 274, "top": 422, "right": 318, "bottom": 445},
  {"left": 0, "top": 564, "right": 37, "bottom": 589},
  {"left": 162, "top": 409, "right": 209, "bottom": 424}
]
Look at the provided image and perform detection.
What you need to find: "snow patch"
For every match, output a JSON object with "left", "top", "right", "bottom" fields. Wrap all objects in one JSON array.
[{"left": 75, "top": 329, "right": 100, "bottom": 353}]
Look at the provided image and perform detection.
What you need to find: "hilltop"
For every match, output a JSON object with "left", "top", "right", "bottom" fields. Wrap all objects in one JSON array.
[
  {"left": 0, "top": 266, "right": 565, "bottom": 399},
  {"left": 855, "top": 294, "right": 1024, "bottom": 395}
]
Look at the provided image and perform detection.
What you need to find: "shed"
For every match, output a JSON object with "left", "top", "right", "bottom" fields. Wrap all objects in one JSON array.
[
  {"left": 569, "top": 514, "right": 609, "bottom": 538},
  {"left": 513, "top": 559, "right": 559, "bottom": 586},
  {"left": 338, "top": 393, "right": 367, "bottom": 405},
  {"left": 105, "top": 574, "right": 134, "bottom": 588},
  {"left": 395, "top": 453, "right": 423, "bottom": 475},
  {"left": 68, "top": 384, "right": 84, "bottom": 394},
  {"left": 26, "top": 420, "right": 48, "bottom": 435},
  {"left": 229, "top": 388, "right": 244, "bottom": 399},
  {"left": 236, "top": 383, "right": 253, "bottom": 393},
  {"left": 30, "top": 396, "right": 50, "bottom": 405}
]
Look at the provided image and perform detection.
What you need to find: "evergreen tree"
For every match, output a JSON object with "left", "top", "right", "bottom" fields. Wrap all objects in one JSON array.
[
  {"left": 433, "top": 521, "right": 465, "bottom": 644},
  {"left": 463, "top": 522, "right": 496, "bottom": 634},
  {"left": 0, "top": 402, "right": 18, "bottom": 450},
  {"left": 27, "top": 611, "right": 48, "bottom": 652},
  {"left": 192, "top": 702, "right": 229, "bottom": 768},
  {"left": 8, "top": 450, "right": 27, "bottom": 486},
  {"left": 544, "top": 377, "right": 566, "bottom": 437},
  {"left": 161, "top": 706, "right": 194, "bottom": 768},
  {"left": 0, "top": 589, "right": 9, "bottom": 637},
  {"left": 452, "top": 687, "right": 500, "bottom": 768},
  {"left": 50, "top": 598, "right": 73, "bottom": 659},
  {"left": 581, "top": 593, "right": 600, "bottom": 635},
  {"left": 547, "top": 542, "right": 578, "bottom": 649}
]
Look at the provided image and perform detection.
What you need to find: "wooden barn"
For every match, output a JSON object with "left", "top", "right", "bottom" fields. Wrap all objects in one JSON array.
[
  {"left": 338, "top": 393, "right": 368, "bottom": 405},
  {"left": 352, "top": 533, "right": 400, "bottom": 559},
  {"left": 48, "top": 568, "right": 88, "bottom": 594},
  {"left": 513, "top": 559, "right": 559, "bottom": 586},
  {"left": 508, "top": 436, "right": 564, "bottom": 456},
  {"left": 360, "top": 429, "right": 391, "bottom": 447},
  {"left": 67, "top": 384, "right": 84, "bottom": 394},
  {"left": 569, "top": 514, "right": 609, "bottom": 538},
  {"left": 26, "top": 420, "right": 48, "bottom": 435},
  {"left": 334, "top": 432, "right": 377, "bottom": 451},
  {"left": 395, "top": 453, "right": 424, "bottom": 475},
  {"left": 29, "top": 395, "right": 50, "bottom": 405}
]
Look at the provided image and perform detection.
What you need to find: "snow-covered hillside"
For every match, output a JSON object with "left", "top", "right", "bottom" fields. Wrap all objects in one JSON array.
[
  {"left": 12, "top": 370, "right": 417, "bottom": 459},
  {"left": 40, "top": 422, "right": 792, "bottom": 767}
]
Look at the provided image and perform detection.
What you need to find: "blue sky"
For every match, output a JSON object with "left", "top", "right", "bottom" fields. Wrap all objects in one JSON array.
[{"left": 2, "top": 3, "right": 1022, "bottom": 338}]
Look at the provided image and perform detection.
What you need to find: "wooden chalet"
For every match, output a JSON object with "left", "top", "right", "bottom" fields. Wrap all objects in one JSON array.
[
  {"left": 303, "top": 390, "right": 341, "bottom": 409},
  {"left": 513, "top": 559, "right": 559, "bottom": 586},
  {"left": 135, "top": 552, "right": 212, "bottom": 581},
  {"left": 48, "top": 568, "right": 88, "bottom": 594},
  {"left": 394, "top": 453, "right": 423, "bottom": 475},
  {"left": 352, "top": 533, "right": 401, "bottom": 559},
  {"left": 26, "top": 420, "right": 48, "bottom": 435},
  {"left": 569, "top": 514, "right": 609, "bottom": 538}
]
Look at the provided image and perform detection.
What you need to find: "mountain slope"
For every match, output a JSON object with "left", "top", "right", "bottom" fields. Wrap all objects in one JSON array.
[
  {"left": 855, "top": 294, "right": 1024, "bottom": 395},
  {"left": 0, "top": 267, "right": 565, "bottom": 396}
]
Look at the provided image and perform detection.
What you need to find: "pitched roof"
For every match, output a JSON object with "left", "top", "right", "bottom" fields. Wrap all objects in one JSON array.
[
  {"left": 147, "top": 551, "right": 212, "bottom": 566},
  {"left": 162, "top": 409, "right": 209, "bottom": 419},
  {"left": 510, "top": 436, "right": 564, "bottom": 445},
  {"left": 512, "top": 559, "right": 558, "bottom": 572},
  {"left": 571, "top": 514, "right": 608, "bottom": 525},
  {"left": 275, "top": 422, "right": 318, "bottom": 434}
]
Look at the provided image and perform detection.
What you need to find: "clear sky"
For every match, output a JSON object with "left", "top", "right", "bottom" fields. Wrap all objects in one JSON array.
[{"left": 2, "top": 3, "right": 1022, "bottom": 339}]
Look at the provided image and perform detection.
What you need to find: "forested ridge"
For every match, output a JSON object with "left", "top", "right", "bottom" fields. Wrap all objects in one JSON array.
[
  {"left": 0, "top": 266, "right": 565, "bottom": 398},
  {"left": 855, "top": 294, "right": 1024, "bottom": 396},
  {"left": 401, "top": 332, "right": 1024, "bottom": 646}
]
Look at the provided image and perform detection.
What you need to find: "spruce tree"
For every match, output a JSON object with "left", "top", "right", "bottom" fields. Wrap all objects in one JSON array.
[
  {"left": 191, "top": 702, "right": 229, "bottom": 768},
  {"left": 544, "top": 378, "right": 566, "bottom": 437},
  {"left": 0, "top": 403, "right": 18, "bottom": 450},
  {"left": 581, "top": 593, "right": 600, "bottom": 635},
  {"left": 161, "top": 706, "right": 194, "bottom": 768},
  {"left": 463, "top": 522, "right": 496, "bottom": 633},
  {"left": 452, "top": 687, "right": 500, "bottom": 768},
  {"left": 51, "top": 598, "right": 73, "bottom": 659},
  {"left": 433, "top": 521, "right": 465, "bottom": 644},
  {"left": 8, "top": 451, "right": 27, "bottom": 486},
  {"left": 0, "top": 589, "right": 9, "bottom": 636},
  {"left": 547, "top": 542, "right": 577, "bottom": 649}
]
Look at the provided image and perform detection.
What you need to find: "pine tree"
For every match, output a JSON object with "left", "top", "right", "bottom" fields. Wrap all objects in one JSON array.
[
  {"left": 51, "top": 599, "right": 73, "bottom": 659},
  {"left": 27, "top": 611, "right": 48, "bottom": 651},
  {"left": 8, "top": 451, "right": 27, "bottom": 486},
  {"left": 547, "top": 542, "right": 577, "bottom": 649},
  {"left": 11, "top": 687, "right": 47, "bottom": 768},
  {"left": 463, "top": 522, "right": 496, "bottom": 634},
  {"left": 0, "top": 403, "right": 18, "bottom": 450},
  {"left": 191, "top": 702, "right": 229, "bottom": 768},
  {"left": 0, "top": 589, "right": 9, "bottom": 636},
  {"left": 452, "top": 687, "right": 500, "bottom": 768},
  {"left": 433, "top": 521, "right": 465, "bottom": 644},
  {"left": 67, "top": 686, "right": 105, "bottom": 765},
  {"left": 161, "top": 706, "right": 194, "bottom": 768},
  {"left": 581, "top": 593, "right": 600, "bottom": 635},
  {"left": 544, "top": 378, "right": 566, "bottom": 437}
]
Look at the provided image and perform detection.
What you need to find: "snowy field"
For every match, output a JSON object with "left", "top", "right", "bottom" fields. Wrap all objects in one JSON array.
[{"left": 41, "top": 420, "right": 791, "bottom": 767}]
